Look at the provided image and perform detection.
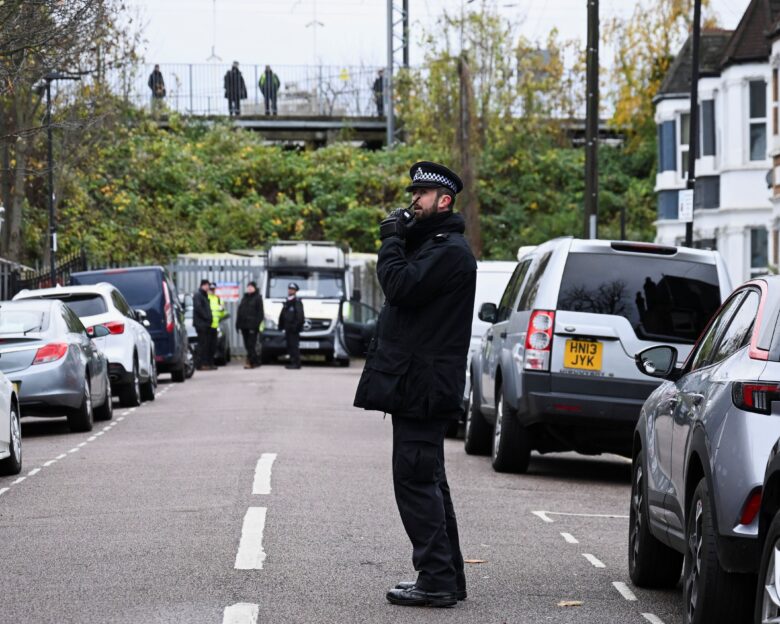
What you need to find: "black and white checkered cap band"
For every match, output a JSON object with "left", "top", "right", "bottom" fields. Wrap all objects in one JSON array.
[{"left": 412, "top": 168, "right": 457, "bottom": 193}]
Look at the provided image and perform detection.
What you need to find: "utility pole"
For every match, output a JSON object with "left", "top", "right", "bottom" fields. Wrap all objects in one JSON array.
[
  {"left": 584, "top": 0, "right": 599, "bottom": 239},
  {"left": 685, "top": 0, "right": 702, "bottom": 247},
  {"left": 402, "top": 0, "right": 409, "bottom": 68},
  {"left": 386, "top": 0, "right": 394, "bottom": 146}
]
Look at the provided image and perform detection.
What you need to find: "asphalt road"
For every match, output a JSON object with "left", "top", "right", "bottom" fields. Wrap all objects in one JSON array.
[{"left": 0, "top": 361, "right": 686, "bottom": 624}]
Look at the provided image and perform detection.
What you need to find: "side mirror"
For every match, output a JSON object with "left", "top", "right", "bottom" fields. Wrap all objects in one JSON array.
[
  {"left": 635, "top": 345, "right": 679, "bottom": 379},
  {"left": 88, "top": 324, "right": 111, "bottom": 338},
  {"left": 134, "top": 308, "right": 148, "bottom": 321},
  {"left": 478, "top": 302, "right": 498, "bottom": 324}
]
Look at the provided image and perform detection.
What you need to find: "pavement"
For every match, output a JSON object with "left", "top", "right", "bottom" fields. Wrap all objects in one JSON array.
[{"left": 0, "top": 360, "right": 685, "bottom": 624}]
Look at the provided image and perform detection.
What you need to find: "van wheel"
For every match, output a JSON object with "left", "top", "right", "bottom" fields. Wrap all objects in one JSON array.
[
  {"left": 68, "top": 378, "right": 94, "bottom": 432},
  {"left": 683, "top": 478, "right": 754, "bottom": 624},
  {"left": 0, "top": 403, "right": 21, "bottom": 475},
  {"left": 140, "top": 360, "right": 156, "bottom": 402},
  {"left": 464, "top": 381, "right": 491, "bottom": 455},
  {"left": 119, "top": 360, "right": 142, "bottom": 407},
  {"left": 628, "top": 450, "right": 682, "bottom": 587},
  {"left": 491, "top": 386, "right": 531, "bottom": 473}
]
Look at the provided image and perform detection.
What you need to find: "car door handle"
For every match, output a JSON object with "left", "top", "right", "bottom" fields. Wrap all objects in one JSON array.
[{"left": 499, "top": 332, "right": 507, "bottom": 339}]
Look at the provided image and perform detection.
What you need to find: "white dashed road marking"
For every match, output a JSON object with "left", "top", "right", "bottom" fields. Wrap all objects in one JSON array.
[
  {"left": 582, "top": 553, "right": 605, "bottom": 568},
  {"left": 222, "top": 602, "right": 259, "bottom": 624},
  {"left": 534, "top": 510, "right": 629, "bottom": 521},
  {"left": 68, "top": 447, "right": 80, "bottom": 454},
  {"left": 56, "top": 453, "right": 66, "bottom": 460},
  {"left": 235, "top": 507, "right": 268, "bottom": 570},
  {"left": 612, "top": 581, "right": 638, "bottom": 601},
  {"left": 27, "top": 468, "right": 40, "bottom": 476},
  {"left": 252, "top": 453, "right": 277, "bottom": 495},
  {"left": 0, "top": 487, "right": 8, "bottom": 496},
  {"left": 560, "top": 532, "right": 578, "bottom": 544},
  {"left": 641, "top": 613, "right": 665, "bottom": 623},
  {"left": 11, "top": 476, "right": 25, "bottom": 485},
  {"left": 43, "top": 459, "right": 56, "bottom": 467},
  {"left": 532, "top": 511, "right": 554, "bottom": 523}
]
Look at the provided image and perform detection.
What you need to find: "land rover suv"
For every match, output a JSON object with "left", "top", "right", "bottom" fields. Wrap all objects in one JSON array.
[{"left": 464, "top": 238, "right": 732, "bottom": 473}]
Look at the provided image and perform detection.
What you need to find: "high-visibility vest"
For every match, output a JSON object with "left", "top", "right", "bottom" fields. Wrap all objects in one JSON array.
[{"left": 208, "top": 293, "right": 225, "bottom": 329}]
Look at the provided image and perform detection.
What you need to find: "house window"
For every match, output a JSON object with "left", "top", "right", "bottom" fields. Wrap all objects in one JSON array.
[
  {"left": 657, "top": 121, "right": 677, "bottom": 172},
  {"left": 679, "top": 112, "right": 690, "bottom": 178},
  {"left": 749, "top": 80, "right": 767, "bottom": 161},
  {"left": 700, "top": 100, "right": 716, "bottom": 157},
  {"left": 751, "top": 227, "right": 769, "bottom": 276},
  {"left": 773, "top": 68, "right": 778, "bottom": 136}
]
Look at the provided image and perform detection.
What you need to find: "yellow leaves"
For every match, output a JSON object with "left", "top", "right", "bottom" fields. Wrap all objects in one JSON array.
[
  {"left": 529, "top": 201, "right": 539, "bottom": 211},
  {"left": 294, "top": 219, "right": 304, "bottom": 234},
  {"left": 272, "top": 218, "right": 282, "bottom": 226}
]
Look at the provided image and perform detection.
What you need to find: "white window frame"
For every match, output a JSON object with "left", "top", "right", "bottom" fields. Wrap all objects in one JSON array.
[
  {"left": 678, "top": 111, "right": 690, "bottom": 180},
  {"left": 747, "top": 78, "right": 768, "bottom": 162}
]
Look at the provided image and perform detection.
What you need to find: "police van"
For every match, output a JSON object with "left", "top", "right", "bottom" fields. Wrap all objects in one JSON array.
[{"left": 259, "top": 241, "right": 377, "bottom": 365}]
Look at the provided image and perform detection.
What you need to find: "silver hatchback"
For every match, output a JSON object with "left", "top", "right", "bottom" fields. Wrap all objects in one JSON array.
[{"left": 630, "top": 277, "right": 780, "bottom": 624}]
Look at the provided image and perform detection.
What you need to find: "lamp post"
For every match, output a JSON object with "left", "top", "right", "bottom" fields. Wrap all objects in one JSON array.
[{"left": 38, "top": 71, "right": 81, "bottom": 284}]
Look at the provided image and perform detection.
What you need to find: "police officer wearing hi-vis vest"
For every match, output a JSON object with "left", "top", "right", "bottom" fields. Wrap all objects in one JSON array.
[{"left": 354, "top": 161, "right": 477, "bottom": 609}]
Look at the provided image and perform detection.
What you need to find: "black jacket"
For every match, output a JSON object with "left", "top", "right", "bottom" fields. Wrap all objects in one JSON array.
[
  {"left": 354, "top": 211, "right": 477, "bottom": 420},
  {"left": 193, "top": 289, "right": 212, "bottom": 331},
  {"left": 278, "top": 297, "right": 304, "bottom": 333},
  {"left": 236, "top": 291, "right": 264, "bottom": 331},
  {"left": 148, "top": 70, "right": 166, "bottom": 97},
  {"left": 224, "top": 68, "right": 247, "bottom": 100}
]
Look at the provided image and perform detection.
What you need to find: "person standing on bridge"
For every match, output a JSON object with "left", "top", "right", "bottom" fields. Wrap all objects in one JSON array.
[
  {"left": 259, "top": 65, "right": 280, "bottom": 116},
  {"left": 224, "top": 61, "right": 247, "bottom": 116},
  {"left": 354, "top": 161, "right": 476, "bottom": 609},
  {"left": 372, "top": 68, "right": 384, "bottom": 117},
  {"left": 278, "top": 282, "right": 304, "bottom": 369},
  {"left": 147, "top": 64, "right": 166, "bottom": 115}
]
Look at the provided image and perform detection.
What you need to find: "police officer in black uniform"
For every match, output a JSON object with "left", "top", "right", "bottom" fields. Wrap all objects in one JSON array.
[
  {"left": 278, "top": 282, "right": 305, "bottom": 369},
  {"left": 354, "top": 161, "right": 477, "bottom": 608}
]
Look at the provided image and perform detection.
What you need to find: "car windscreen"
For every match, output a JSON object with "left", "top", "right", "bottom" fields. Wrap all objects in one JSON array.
[
  {"left": 0, "top": 309, "right": 49, "bottom": 334},
  {"left": 267, "top": 271, "right": 345, "bottom": 299},
  {"left": 556, "top": 253, "right": 721, "bottom": 343},
  {"left": 44, "top": 294, "right": 107, "bottom": 317},
  {"left": 73, "top": 271, "right": 160, "bottom": 308}
]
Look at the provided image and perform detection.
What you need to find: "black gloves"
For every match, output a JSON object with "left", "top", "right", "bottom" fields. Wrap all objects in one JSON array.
[{"left": 379, "top": 208, "right": 414, "bottom": 240}]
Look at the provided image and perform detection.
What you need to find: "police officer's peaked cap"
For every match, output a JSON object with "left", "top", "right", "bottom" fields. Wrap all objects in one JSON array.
[
  {"left": 405, "top": 161, "right": 463, "bottom": 195},
  {"left": 288, "top": 282, "right": 300, "bottom": 291}
]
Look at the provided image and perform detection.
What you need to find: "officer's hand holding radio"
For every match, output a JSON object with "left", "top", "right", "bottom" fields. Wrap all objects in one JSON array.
[{"left": 379, "top": 204, "right": 415, "bottom": 240}]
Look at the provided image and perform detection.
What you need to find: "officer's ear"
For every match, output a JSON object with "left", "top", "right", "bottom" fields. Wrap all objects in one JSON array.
[{"left": 437, "top": 191, "right": 453, "bottom": 211}]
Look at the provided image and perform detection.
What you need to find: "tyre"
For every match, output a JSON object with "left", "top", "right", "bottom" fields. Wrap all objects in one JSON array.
[
  {"left": 140, "top": 360, "right": 156, "bottom": 402},
  {"left": 184, "top": 345, "right": 195, "bottom": 379},
  {"left": 628, "top": 450, "right": 682, "bottom": 587},
  {"left": 683, "top": 478, "right": 754, "bottom": 624},
  {"left": 464, "top": 380, "right": 492, "bottom": 456},
  {"left": 491, "top": 386, "right": 531, "bottom": 473},
  {"left": 0, "top": 402, "right": 21, "bottom": 475},
  {"left": 119, "top": 359, "right": 142, "bottom": 407},
  {"left": 755, "top": 512, "right": 780, "bottom": 623},
  {"left": 94, "top": 376, "right": 113, "bottom": 421},
  {"left": 68, "top": 378, "right": 94, "bottom": 432},
  {"left": 171, "top": 360, "right": 186, "bottom": 383}
]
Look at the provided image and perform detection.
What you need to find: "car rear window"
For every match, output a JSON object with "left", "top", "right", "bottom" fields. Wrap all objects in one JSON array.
[
  {"left": 46, "top": 294, "right": 107, "bottom": 317},
  {"left": 72, "top": 271, "right": 160, "bottom": 307},
  {"left": 556, "top": 252, "right": 721, "bottom": 343},
  {"left": 0, "top": 309, "right": 49, "bottom": 334}
]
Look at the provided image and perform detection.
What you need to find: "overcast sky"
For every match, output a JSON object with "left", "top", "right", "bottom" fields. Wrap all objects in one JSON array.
[{"left": 128, "top": 0, "right": 748, "bottom": 68}]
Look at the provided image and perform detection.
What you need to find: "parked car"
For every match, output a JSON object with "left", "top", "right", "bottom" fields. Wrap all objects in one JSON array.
[
  {"left": 754, "top": 437, "right": 780, "bottom": 623},
  {"left": 629, "top": 277, "right": 780, "bottom": 624},
  {"left": 13, "top": 283, "right": 156, "bottom": 406},
  {"left": 70, "top": 267, "right": 189, "bottom": 382},
  {"left": 465, "top": 238, "right": 732, "bottom": 473},
  {"left": 182, "top": 293, "right": 230, "bottom": 366},
  {"left": 0, "top": 371, "right": 21, "bottom": 475},
  {"left": 0, "top": 299, "right": 112, "bottom": 432}
]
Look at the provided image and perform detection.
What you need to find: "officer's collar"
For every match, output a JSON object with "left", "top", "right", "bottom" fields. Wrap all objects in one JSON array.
[{"left": 406, "top": 210, "right": 464, "bottom": 247}]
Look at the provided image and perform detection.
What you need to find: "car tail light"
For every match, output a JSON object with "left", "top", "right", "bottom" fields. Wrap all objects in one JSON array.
[
  {"left": 732, "top": 382, "right": 780, "bottom": 414},
  {"left": 33, "top": 343, "right": 68, "bottom": 364},
  {"left": 103, "top": 321, "right": 125, "bottom": 335},
  {"left": 739, "top": 487, "right": 762, "bottom": 525},
  {"left": 163, "top": 280, "right": 174, "bottom": 333},
  {"left": 524, "top": 310, "right": 555, "bottom": 371}
]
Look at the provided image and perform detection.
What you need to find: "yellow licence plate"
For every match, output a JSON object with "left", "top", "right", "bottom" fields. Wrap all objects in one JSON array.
[{"left": 564, "top": 340, "right": 603, "bottom": 371}]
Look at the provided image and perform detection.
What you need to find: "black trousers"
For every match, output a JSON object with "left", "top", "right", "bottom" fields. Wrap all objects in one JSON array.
[
  {"left": 391, "top": 415, "right": 465, "bottom": 593},
  {"left": 195, "top": 327, "right": 214, "bottom": 366},
  {"left": 228, "top": 98, "right": 241, "bottom": 115},
  {"left": 242, "top": 329, "right": 259, "bottom": 366},
  {"left": 285, "top": 330, "right": 300, "bottom": 366},
  {"left": 263, "top": 93, "right": 277, "bottom": 115}
]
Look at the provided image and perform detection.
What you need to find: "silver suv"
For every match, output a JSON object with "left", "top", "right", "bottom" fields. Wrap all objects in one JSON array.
[{"left": 465, "top": 237, "right": 732, "bottom": 473}]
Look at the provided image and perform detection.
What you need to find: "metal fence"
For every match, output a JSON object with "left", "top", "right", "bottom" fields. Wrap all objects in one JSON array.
[
  {"left": 107, "top": 63, "right": 384, "bottom": 117},
  {"left": 4, "top": 251, "right": 87, "bottom": 300}
]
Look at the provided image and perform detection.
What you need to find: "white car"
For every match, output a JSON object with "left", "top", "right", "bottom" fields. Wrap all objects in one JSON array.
[
  {"left": 14, "top": 283, "right": 156, "bottom": 406},
  {"left": 0, "top": 372, "right": 21, "bottom": 475}
]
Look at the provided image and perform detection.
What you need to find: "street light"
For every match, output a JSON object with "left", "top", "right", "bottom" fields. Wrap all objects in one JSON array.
[{"left": 35, "top": 71, "right": 81, "bottom": 284}]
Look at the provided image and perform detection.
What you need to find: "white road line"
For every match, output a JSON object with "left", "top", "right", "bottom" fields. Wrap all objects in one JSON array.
[
  {"left": 0, "top": 487, "right": 8, "bottom": 496},
  {"left": 612, "top": 581, "right": 638, "bottom": 601},
  {"left": 87, "top": 436, "right": 97, "bottom": 442},
  {"left": 641, "top": 614, "right": 665, "bottom": 624},
  {"left": 56, "top": 453, "right": 67, "bottom": 460},
  {"left": 252, "top": 453, "right": 278, "bottom": 495},
  {"left": 68, "top": 447, "right": 80, "bottom": 453},
  {"left": 532, "top": 510, "right": 554, "bottom": 523},
  {"left": 560, "top": 532, "right": 579, "bottom": 544},
  {"left": 539, "top": 511, "right": 629, "bottom": 520},
  {"left": 120, "top": 411, "right": 130, "bottom": 416},
  {"left": 582, "top": 553, "right": 606, "bottom": 568},
  {"left": 11, "top": 476, "right": 25, "bottom": 485},
  {"left": 95, "top": 431, "right": 104, "bottom": 437},
  {"left": 43, "top": 459, "right": 57, "bottom": 467},
  {"left": 27, "top": 468, "right": 40, "bottom": 476},
  {"left": 102, "top": 426, "right": 112, "bottom": 431},
  {"left": 117, "top": 416, "right": 125, "bottom": 422},
  {"left": 235, "top": 507, "right": 268, "bottom": 570},
  {"left": 222, "top": 603, "right": 259, "bottom": 624},
  {"left": 77, "top": 442, "right": 87, "bottom": 448}
]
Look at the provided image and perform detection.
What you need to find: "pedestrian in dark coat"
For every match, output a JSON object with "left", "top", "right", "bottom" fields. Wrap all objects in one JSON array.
[
  {"left": 354, "top": 161, "right": 476, "bottom": 609},
  {"left": 148, "top": 64, "right": 166, "bottom": 115},
  {"left": 259, "top": 65, "right": 280, "bottom": 115},
  {"left": 224, "top": 61, "right": 247, "bottom": 116},
  {"left": 193, "top": 279, "right": 215, "bottom": 370},
  {"left": 278, "top": 282, "right": 304, "bottom": 369},
  {"left": 373, "top": 69, "right": 384, "bottom": 116},
  {"left": 236, "top": 281, "right": 264, "bottom": 368}
]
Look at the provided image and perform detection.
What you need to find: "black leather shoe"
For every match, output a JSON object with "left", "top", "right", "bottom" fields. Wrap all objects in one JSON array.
[
  {"left": 395, "top": 581, "right": 466, "bottom": 601},
  {"left": 386, "top": 586, "right": 458, "bottom": 608}
]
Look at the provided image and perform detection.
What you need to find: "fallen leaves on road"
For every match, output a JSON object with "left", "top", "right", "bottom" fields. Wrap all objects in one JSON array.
[
  {"left": 464, "top": 559, "right": 487, "bottom": 564},
  {"left": 557, "top": 600, "right": 583, "bottom": 607}
]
